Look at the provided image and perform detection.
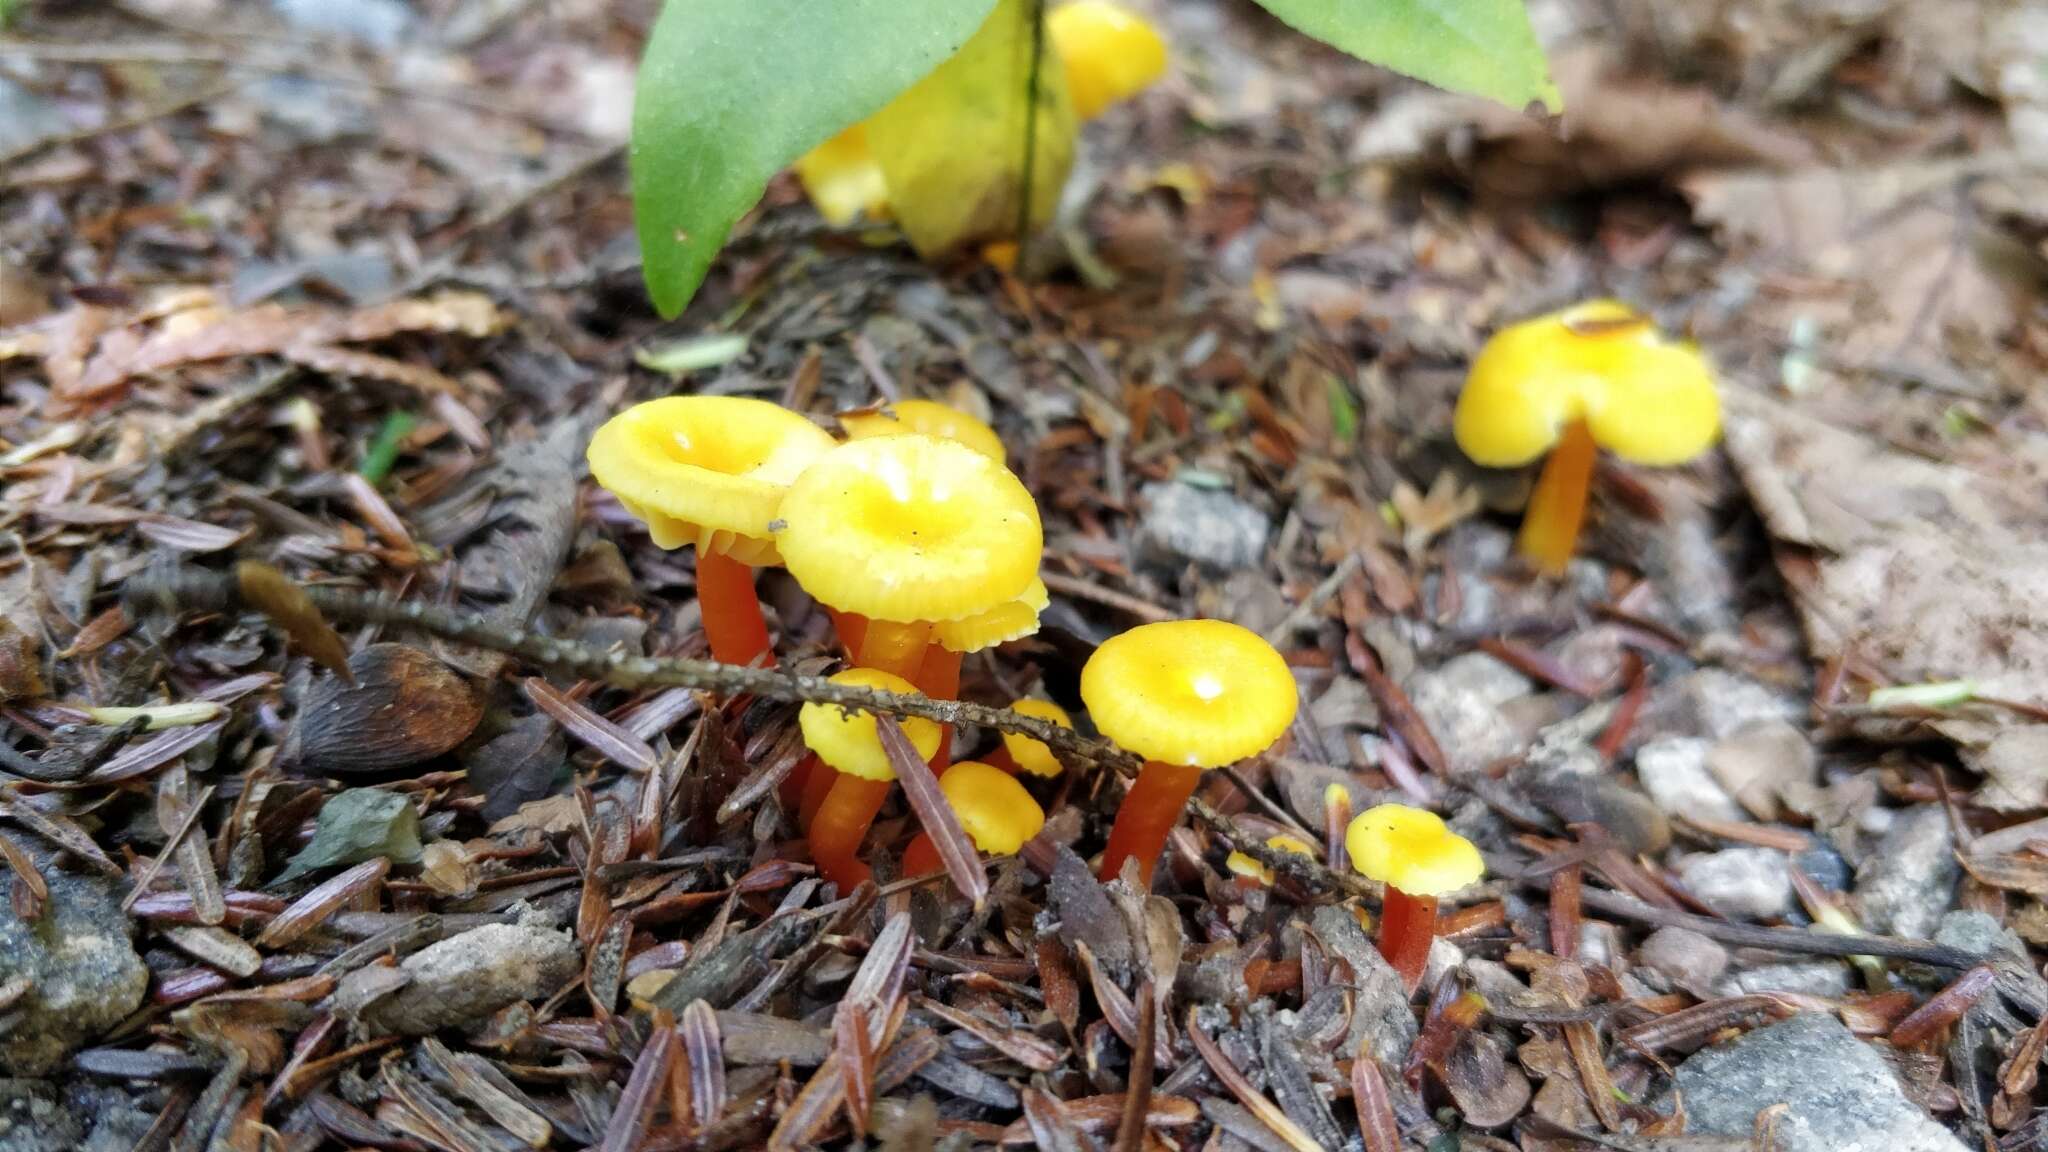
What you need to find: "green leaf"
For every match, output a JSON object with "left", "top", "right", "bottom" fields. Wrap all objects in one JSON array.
[
  {"left": 279, "top": 788, "right": 423, "bottom": 882},
  {"left": 1246, "top": 0, "right": 1558, "bottom": 112},
  {"left": 632, "top": 0, "right": 1000, "bottom": 318}
]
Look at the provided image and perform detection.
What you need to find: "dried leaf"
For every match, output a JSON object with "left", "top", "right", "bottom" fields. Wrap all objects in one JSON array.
[
  {"left": 258, "top": 858, "right": 391, "bottom": 949},
  {"left": 524, "top": 677, "right": 657, "bottom": 773},
  {"left": 278, "top": 791, "right": 421, "bottom": 882},
  {"left": 879, "top": 714, "right": 986, "bottom": 907}
]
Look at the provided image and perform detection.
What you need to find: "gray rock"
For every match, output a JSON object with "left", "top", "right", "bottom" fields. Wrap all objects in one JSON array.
[
  {"left": 1719, "top": 961, "right": 1853, "bottom": 999},
  {"left": 1640, "top": 668, "right": 1801, "bottom": 743},
  {"left": 1968, "top": 725, "right": 2048, "bottom": 812},
  {"left": 1679, "top": 848, "right": 1793, "bottom": 919},
  {"left": 0, "top": 870, "right": 149, "bottom": 1074},
  {"left": 1636, "top": 927, "right": 1728, "bottom": 994},
  {"left": 272, "top": 0, "right": 413, "bottom": 45},
  {"left": 1406, "top": 653, "right": 1533, "bottom": 776},
  {"left": 1707, "top": 720, "right": 1817, "bottom": 821},
  {"left": 1933, "top": 909, "right": 2025, "bottom": 962},
  {"left": 1855, "top": 806, "right": 1956, "bottom": 941},
  {"left": 1673, "top": 1012, "right": 1965, "bottom": 1152},
  {"left": 0, "top": 1079, "right": 158, "bottom": 1152},
  {"left": 344, "top": 919, "right": 578, "bottom": 1036},
  {"left": 1635, "top": 737, "right": 1745, "bottom": 823},
  {"left": 1133, "top": 481, "right": 1270, "bottom": 573},
  {"left": 1309, "top": 906, "right": 1414, "bottom": 1065}
]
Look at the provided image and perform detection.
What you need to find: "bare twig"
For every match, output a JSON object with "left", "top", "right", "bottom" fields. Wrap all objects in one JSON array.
[{"left": 122, "top": 564, "right": 1996, "bottom": 971}]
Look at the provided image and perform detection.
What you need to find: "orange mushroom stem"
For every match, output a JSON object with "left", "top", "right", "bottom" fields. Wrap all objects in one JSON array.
[
  {"left": 694, "top": 548, "right": 775, "bottom": 667},
  {"left": 914, "top": 644, "right": 965, "bottom": 772},
  {"left": 796, "top": 668, "right": 944, "bottom": 892},
  {"left": 1346, "top": 804, "right": 1485, "bottom": 995},
  {"left": 1098, "top": 761, "right": 1203, "bottom": 887},
  {"left": 1081, "top": 620, "right": 1298, "bottom": 889},
  {"left": 1514, "top": 418, "right": 1596, "bottom": 577}
]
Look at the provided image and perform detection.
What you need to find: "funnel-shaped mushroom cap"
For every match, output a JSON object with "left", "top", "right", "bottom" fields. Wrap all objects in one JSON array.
[
  {"left": 776, "top": 435, "right": 1042, "bottom": 623},
  {"left": 1345, "top": 804, "right": 1484, "bottom": 897},
  {"left": 938, "top": 760, "right": 1046, "bottom": 854},
  {"left": 1453, "top": 300, "right": 1721, "bottom": 469},
  {"left": 799, "top": 668, "right": 945, "bottom": 782},
  {"left": 933, "top": 577, "right": 1048, "bottom": 653},
  {"left": 1080, "top": 619, "right": 1297, "bottom": 768},
  {"left": 841, "top": 399, "right": 1006, "bottom": 463},
  {"left": 1048, "top": 1, "right": 1169, "bottom": 121},
  {"left": 1000, "top": 698, "right": 1074, "bottom": 778},
  {"left": 588, "top": 397, "right": 837, "bottom": 565}
]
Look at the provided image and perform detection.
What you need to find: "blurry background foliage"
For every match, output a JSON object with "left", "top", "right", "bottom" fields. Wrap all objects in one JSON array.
[{"left": 631, "top": 0, "right": 1557, "bottom": 318}]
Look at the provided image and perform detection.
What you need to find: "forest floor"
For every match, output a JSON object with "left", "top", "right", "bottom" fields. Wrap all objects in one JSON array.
[{"left": 4, "top": 0, "right": 2048, "bottom": 1149}]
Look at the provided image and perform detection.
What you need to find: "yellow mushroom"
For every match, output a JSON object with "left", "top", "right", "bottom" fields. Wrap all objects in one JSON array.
[
  {"left": 1081, "top": 620, "right": 1298, "bottom": 887},
  {"left": 586, "top": 396, "right": 835, "bottom": 666},
  {"left": 796, "top": 668, "right": 944, "bottom": 893},
  {"left": 900, "top": 760, "right": 1048, "bottom": 877},
  {"left": 1345, "top": 804, "right": 1484, "bottom": 994},
  {"left": 1453, "top": 301, "right": 1719, "bottom": 575},
  {"left": 996, "top": 698, "right": 1075, "bottom": 778}
]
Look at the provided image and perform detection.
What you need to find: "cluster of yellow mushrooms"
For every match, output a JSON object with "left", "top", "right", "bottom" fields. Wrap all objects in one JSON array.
[{"left": 587, "top": 299, "right": 1718, "bottom": 994}]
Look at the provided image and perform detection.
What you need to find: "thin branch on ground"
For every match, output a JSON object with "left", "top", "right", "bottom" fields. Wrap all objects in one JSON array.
[{"left": 125, "top": 563, "right": 1992, "bottom": 970}]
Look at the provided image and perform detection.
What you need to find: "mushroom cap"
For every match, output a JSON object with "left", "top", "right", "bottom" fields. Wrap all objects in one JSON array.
[
  {"left": 1453, "top": 300, "right": 1721, "bottom": 469},
  {"left": 1345, "top": 804, "right": 1485, "bottom": 897},
  {"left": 938, "top": 760, "right": 1046, "bottom": 854},
  {"left": 776, "top": 435, "right": 1043, "bottom": 623},
  {"left": 798, "top": 668, "right": 945, "bottom": 782},
  {"left": 1224, "top": 832, "right": 1317, "bottom": 886},
  {"left": 1048, "top": 0, "right": 1168, "bottom": 121},
  {"left": 794, "top": 123, "right": 889, "bottom": 227},
  {"left": 1000, "top": 698, "right": 1074, "bottom": 778},
  {"left": 840, "top": 399, "right": 1006, "bottom": 463},
  {"left": 1079, "top": 619, "right": 1298, "bottom": 768},
  {"left": 933, "top": 576, "right": 1047, "bottom": 653},
  {"left": 588, "top": 397, "right": 837, "bottom": 565}
]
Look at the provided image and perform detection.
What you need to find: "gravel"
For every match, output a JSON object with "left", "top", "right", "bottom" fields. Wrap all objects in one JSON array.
[{"left": 1674, "top": 1012, "right": 1966, "bottom": 1152}]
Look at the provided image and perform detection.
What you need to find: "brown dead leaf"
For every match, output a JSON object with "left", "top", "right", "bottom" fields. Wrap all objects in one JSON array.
[
  {"left": 1683, "top": 158, "right": 2035, "bottom": 361},
  {"left": 1723, "top": 390, "right": 2048, "bottom": 706},
  {"left": 1353, "top": 44, "right": 1814, "bottom": 196}
]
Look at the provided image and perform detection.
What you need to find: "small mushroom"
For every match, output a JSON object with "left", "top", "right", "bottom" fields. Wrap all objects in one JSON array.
[
  {"left": 1224, "top": 833, "right": 1317, "bottom": 887},
  {"left": 795, "top": 667, "right": 944, "bottom": 892},
  {"left": 839, "top": 398, "right": 1006, "bottom": 463},
  {"left": 586, "top": 396, "right": 836, "bottom": 666},
  {"left": 1047, "top": 0, "right": 1169, "bottom": 121},
  {"left": 1081, "top": 619, "right": 1298, "bottom": 887},
  {"left": 921, "top": 577, "right": 1049, "bottom": 771},
  {"left": 993, "top": 697, "right": 1074, "bottom": 777},
  {"left": 900, "top": 760, "right": 1046, "bottom": 878},
  {"left": 776, "top": 434, "right": 1042, "bottom": 683},
  {"left": 1345, "top": 804, "right": 1485, "bottom": 994},
  {"left": 1453, "top": 300, "right": 1719, "bottom": 575}
]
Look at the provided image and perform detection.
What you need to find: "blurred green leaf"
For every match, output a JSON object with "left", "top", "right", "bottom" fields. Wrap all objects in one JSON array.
[
  {"left": 632, "top": 0, "right": 998, "bottom": 318},
  {"left": 1247, "top": 0, "right": 1558, "bottom": 112},
  {"left": 280, "top": 788, "right": 422, "bottom": 881}
]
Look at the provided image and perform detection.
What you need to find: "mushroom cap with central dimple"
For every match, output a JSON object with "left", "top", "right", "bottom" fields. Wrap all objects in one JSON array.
[
  {"left": 798, "top": 668, "right": 945, "bottom": 782},
  {"left": 938, "top": 760, "right": 1046, "bottom": 854},
  {"left": 1079, "top": 619, "right": 1298, "bottom": 768},
  {"left": 1345, "top": 804, "right": 1485, "bottom": 897},
  {"left": 587, "top": 396, "right": 836, "bottom": 565},
  {"left": 840, "top": 399, "right": 1006, "bottom": 463},
  {"left": 1453, "top": 300, "right": 1721, "bottom": 469},
  {"left": 776, "top": 435, "right": 1042, "bottom": 623}
]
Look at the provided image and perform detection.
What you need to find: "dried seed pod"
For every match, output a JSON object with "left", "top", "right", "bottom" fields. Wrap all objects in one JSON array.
[{"left": 291, "top": 644, "right": 481, "bottom": 774}]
